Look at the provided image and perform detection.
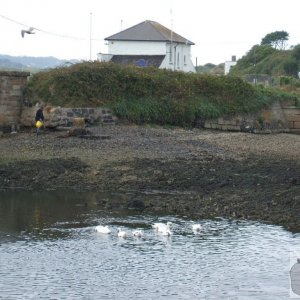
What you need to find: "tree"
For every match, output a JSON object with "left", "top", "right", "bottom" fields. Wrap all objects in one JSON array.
[
  {"left": 231, "top": 44, "right": 275, "bottom": 72},
  {"left": 283, "top": 58, "right": 298, "bottom": 77},
  {"left": 261, "top": 31, "right": 289, "bottom": 50},
  {"left": 291, "top": 44, "right": 300, "bottom": 60}
]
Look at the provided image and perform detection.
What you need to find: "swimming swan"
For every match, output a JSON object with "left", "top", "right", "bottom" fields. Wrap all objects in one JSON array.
[
  {"left": 160, "top": 228, "right": 172, "bottom": 236},
  {"left": 95, "top": 225, "right": 111, "bottom": 234},
  {"left": 132, "top": 230, "right": 143, "bottom": 238},
  {"left": 117, "top": 228, "right": 128, "bottom": 238},
  {"left": 192, "top": 224, "right": 202, "bottom": 232},
  {"left": 152, "top": 222, "right": 172, "bottom": 232},
  {"left": 152, "top": 222, "right": 172, "bottom": 236}
]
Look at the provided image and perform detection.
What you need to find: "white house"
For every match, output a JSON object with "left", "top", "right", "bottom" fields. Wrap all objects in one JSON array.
[
  {"left": 97, "top": 20, "right": 196, "bottom": 73},
  {"left": 224, "top": 55, "right": 237, "bottom": 75}
]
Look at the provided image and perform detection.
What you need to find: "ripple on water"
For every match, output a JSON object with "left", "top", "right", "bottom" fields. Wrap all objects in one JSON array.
[{"left": 0, "top": 211, "right": 298, "bottom": 299}]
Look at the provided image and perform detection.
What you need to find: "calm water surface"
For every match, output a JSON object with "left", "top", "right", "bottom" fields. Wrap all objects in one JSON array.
[{"left": 0, "top": 191, "right": 299, "bottom": 300}]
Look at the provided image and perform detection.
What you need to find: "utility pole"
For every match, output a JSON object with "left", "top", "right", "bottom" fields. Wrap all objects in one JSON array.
[
  {"left": 253, "top": 46, "right": 257, "bottom": 85},
  {"left": 170, "top": 7, "right": 174, "bottom": 70},
  {"left": 89, "top": 12, "right": 92, "bottom": 60}
]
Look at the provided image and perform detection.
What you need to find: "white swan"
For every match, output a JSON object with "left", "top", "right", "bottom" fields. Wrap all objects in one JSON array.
[
  {"left": 132, "top": 230, "right": 143, "bottom": 238},
  {"left": 117, "top": 228, "right": 128, "bottom": 238},
  {"left": 152, "top": 222, "right": 172, "bottom": 232},
  {"left": 152, "top": 222, "right": 172, "bottom": 236},
  {"left": 95, "top": 225, "right": 111, "bottom": 234},
  {"left": 192, "top": 224, "right": 202, "bottom": 233},
  {"left": 160, "top": 228, "right": 172, "bottom": 236}
]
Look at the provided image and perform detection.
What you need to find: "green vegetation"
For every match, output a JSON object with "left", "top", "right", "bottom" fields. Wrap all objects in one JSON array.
[
  {"left": 221, "top": 31, "right": 300, "bottom": 101},
  {"left": 196, "top": 63, "right": 224, "bottom": 76},
  {"left": 229, "top": 41, "right": 300, "bottom": 99},
  {"left": 25, "top": 61, "right": 298, "bottom": 127},
  {"left": 261, "top": 31, "right": 289, "bottom": 50},
  {"left": 230, "top": 42, "right": 300, "bottom": 79}
]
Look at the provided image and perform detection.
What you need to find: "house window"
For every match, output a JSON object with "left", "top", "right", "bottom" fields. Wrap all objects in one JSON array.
[
  {"left": 177, "top": 52, "right": 180, "bottom": 68},
  {"left": 169, "top": 45, "right": 173, "bottom": 64},
  {"left": 184, "top": 55, "right": 186, "bottom": 65}
]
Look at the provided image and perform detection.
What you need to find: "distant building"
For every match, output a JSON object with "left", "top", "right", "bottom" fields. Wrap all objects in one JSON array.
[
  {"left": 98, "top": 20, "right": 196, "bottom": 73},
  {"left": 224, "top": 55, "right": 237, "bottom": 75}
]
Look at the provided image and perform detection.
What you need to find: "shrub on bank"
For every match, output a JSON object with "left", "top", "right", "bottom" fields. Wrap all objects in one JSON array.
[{"left": 24, "top": 61, "right": 299, "bottom": 127}]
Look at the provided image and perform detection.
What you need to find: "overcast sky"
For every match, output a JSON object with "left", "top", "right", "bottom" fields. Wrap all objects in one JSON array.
[{"left": 1, "top": 0, "right": 300, "bottom": 65}]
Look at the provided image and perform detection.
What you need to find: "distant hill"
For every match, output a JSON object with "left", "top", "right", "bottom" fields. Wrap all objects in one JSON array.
[{"left": 0, "top": 54, "right": 80, "bottom": 71}]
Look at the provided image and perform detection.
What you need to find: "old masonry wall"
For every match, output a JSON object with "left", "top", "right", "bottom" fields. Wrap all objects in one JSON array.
[{"left": 0, "top": 71, "right": 30, "bottom": 133}]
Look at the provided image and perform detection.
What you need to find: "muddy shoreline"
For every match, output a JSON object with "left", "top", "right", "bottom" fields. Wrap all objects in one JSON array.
[{"left": 0, "top": 125, "right": 299, "bottom": 232}]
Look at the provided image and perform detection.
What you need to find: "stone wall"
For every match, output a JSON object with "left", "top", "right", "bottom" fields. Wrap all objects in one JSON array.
[
  {"left": 282, "top": 100, "right": 300, "bottom": 133},
  {"left": 202, "top": 100, "right": 300, "bottom": 134},
  {"left": 21, "top": 105, "right": 117, "bottom": 128},
  {"left": 0, "top": 71, "right": 30, "bottom": 132}
]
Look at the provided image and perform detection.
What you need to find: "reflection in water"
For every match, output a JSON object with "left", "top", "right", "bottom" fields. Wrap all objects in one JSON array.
[{"left": 0, "top": 190, "right": 299, "bottom": 299}]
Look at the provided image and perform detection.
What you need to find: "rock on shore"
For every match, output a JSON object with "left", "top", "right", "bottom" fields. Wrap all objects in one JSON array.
[{"left": 0, "top": 125, "right": 299, "bottom": 232}]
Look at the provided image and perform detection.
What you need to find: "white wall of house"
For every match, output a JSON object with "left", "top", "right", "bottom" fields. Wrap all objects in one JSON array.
[
  {"left": 224, "top": 60, "right": 237, "bottom": 75},
  {"left": 160, "top": 43, "right": 195, "bottom": 73},
  {"left": 101, "top": 40, "right": 195, "bottom": 73},
  {"left": 107, "top": 40, "right": 166, "bottom": 55}
]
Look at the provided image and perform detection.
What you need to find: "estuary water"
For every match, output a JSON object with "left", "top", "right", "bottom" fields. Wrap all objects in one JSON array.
[{"left": 0, "top": 190, "right": 299, "bottom": 300}]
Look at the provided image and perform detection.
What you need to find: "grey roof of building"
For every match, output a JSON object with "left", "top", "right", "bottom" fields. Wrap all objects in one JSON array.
[
  {"left": 105, "top": 20, "right": 194, "bottom": 45},
  {"left": 110, "top": 55, "right": 166, "bottom": 67}
]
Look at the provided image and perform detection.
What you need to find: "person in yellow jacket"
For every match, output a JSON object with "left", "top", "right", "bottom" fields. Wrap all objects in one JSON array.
[{"left": 35, "top": 106, "right": 44, "bottom": 136}]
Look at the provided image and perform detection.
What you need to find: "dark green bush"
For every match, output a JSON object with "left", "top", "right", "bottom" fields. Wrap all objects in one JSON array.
[{"left": 283, "top": 58, "right": 299, "bottom": 77}]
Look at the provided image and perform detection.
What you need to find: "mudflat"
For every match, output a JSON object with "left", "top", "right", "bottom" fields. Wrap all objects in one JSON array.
[{"left": 0, "top": 125, "right": 299, "bottom": 232}]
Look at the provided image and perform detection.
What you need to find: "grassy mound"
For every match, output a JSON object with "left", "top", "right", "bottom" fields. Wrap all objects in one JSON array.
[{"left": 25, "top": 61, "right": 298, "bottom": 127}]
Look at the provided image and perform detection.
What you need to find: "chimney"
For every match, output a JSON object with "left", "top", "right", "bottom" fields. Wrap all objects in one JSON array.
[{"left": 232, "top": 55, "right": 236, "bottom": 62}]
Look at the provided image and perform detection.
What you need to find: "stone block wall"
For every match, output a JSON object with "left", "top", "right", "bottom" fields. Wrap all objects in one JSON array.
[
  {"left": 202, "top": 100, "right": 300, "bottom": 134},
  {"left": 21, "top": 105, "right": 117, "bottom": 128},
  {"left": 0, "top": 71, "right": 30, "bottom": 132},
  {"left": 282, "top": 100, "right": 300, "bottom": 133}
]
